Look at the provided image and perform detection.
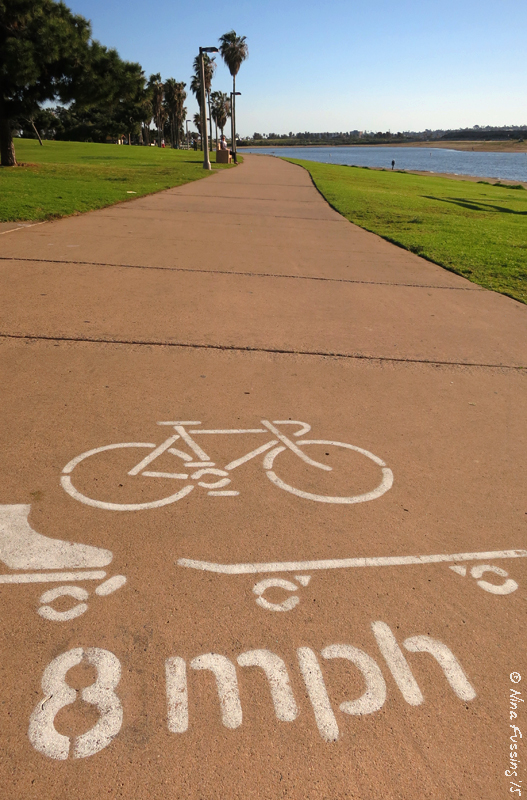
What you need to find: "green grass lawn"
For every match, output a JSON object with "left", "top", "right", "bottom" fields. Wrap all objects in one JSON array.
[
  {"left": 0, "top": 139, "right": 236, "bottom": 222},
  {"left": 286, "top": 159, "right": 527, "bottom": 304}
]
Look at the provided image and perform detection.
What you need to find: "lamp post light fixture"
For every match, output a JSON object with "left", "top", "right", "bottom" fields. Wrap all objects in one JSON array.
[
  {"left": 185, "top": 119, "right": 191, "bottom": 150},
  {"left": 230, "top": 91, "right": 241, "bottom": 162},
  {"left": 199, "top": 46, "right": 219, "bottom": 169}
]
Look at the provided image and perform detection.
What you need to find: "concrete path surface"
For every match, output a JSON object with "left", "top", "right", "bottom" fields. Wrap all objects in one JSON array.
[{"left": 0, "top": 154, "right": 525, "bottom": 799}]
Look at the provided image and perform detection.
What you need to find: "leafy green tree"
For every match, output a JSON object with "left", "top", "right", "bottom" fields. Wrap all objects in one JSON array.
[
  {"left": 37, "top": 60, "right": 149, "bottom": 145},
  {"left": 0, "top": 0, "right": 90, "bottom": 164},
  {"left": 218, "top": 30, "right": 248, "bottom": 152},
  {"left": 0, "top": 0, "right": 148, "bottom": 164},
  {"left": 112, "top": 63, "right": 151, "bottom": 145}
]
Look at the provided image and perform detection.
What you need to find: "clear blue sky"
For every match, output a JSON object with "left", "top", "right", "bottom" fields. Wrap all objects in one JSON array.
[{"left": 68, "top": 0, "right": 526, "bottom": 135}]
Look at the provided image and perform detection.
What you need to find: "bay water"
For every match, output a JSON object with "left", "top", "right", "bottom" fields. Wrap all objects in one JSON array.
[{"left": 242, "top": 145, "right": 527, "bottom": 183}]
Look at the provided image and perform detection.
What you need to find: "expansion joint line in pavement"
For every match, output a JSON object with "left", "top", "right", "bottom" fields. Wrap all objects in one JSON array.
[
  {"left": 0, "top": 332, "right": 523, "bottom": 371},
  {"left": 0, "top": 257, "right": 481, "bottom": 292}
]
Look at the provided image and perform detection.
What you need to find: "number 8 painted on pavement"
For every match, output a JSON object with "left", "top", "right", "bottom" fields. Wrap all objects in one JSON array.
[{"left": 28, "top": 647, "right": 123, "bottom": 759}]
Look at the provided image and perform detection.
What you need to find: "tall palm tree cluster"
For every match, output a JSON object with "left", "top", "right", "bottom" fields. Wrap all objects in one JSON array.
[
  {"left": 143, "top": 73, "right": 187, "bottom": 148},
  {"left": 218, "top": 30, "right": 248, "bottom": 156},
  {"left": 144, "top": 30, "right": 248, "bottom": 150},
  {"left": 189, "top": 30, "right": 248, "bottom": 152}
]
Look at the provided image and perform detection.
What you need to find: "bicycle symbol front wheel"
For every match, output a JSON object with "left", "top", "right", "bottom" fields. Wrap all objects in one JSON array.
[{"left": 263, "top": 440, "right": 393, "bottom": 503}]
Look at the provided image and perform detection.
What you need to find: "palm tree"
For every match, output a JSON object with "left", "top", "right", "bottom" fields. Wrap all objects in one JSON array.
[
  {"left": 163, "top": 79, "right": 177, "bottom": 147},
  {"left": 218, "top": 31, "right": 248, "bottom": 158},
  {"left": 191, "top": 54, "right": 216, "bottom": 150},
  {"left": 148, "top": 73, "right": 164, "bottom": 146},
  {"left": 211, "top": 91, "right": 231, "bottom": 149},
  {"left": 164, "top": 79, "right": 187, "bottom": 148},
  {"left": 193, "top": 111, "right": 201, "bottom": 137}
]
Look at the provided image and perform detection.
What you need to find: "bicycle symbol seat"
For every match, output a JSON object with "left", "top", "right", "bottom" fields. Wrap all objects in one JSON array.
[{"left": 61, "top": 419, "right": 393, "bottom": 511}]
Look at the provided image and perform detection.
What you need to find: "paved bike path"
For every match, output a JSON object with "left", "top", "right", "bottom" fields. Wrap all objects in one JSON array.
[{"left": 0, "top": 155, "right": 526, "bottom": 800}]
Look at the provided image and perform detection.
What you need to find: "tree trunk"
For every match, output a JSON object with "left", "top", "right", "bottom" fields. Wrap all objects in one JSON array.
[
  {"left": 0, "top": 103, "right": 17, "bottom": 166},
  {"left": 30, "top": 119, "right": 43, "bottom": 146}
]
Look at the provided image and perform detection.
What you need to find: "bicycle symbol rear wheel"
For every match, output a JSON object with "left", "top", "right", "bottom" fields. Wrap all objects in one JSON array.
[
  {"left": 61, "top": 443, "right": 194, "bottom": 511},
  {"left": 263, "top": 440, "right": 393, "bottom": 503}
]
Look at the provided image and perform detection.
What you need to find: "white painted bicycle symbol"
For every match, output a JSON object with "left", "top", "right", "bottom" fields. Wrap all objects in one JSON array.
[{"left": 61, "top": 419, "right": 394, "bottom": 511}]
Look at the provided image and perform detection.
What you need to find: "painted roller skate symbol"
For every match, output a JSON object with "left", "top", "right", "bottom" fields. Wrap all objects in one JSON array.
[
  {"left": 0, "top": 505, "right": 126, "bottom": 620},
  {"left": 179, "top": 548, "right": 527, "bottom": 611},
  {"left": 61, "top": 419, "right": 394, "bottom": 511}
]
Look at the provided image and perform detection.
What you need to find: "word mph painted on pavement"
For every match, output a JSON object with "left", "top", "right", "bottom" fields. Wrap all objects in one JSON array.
[{"left": 29, "top": 620, "right": 476, "bottom": 760}]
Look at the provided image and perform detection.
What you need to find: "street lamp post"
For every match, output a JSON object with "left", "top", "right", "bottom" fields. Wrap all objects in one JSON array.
[
  {"left": 185, "top": 119, "right": 191, "bottom": 150},
  {"left": 230, "top": 91, "right": 241, "bottom": 163},
  {"left": 199, "top": 46, "right": 219, "bottom": 170}
]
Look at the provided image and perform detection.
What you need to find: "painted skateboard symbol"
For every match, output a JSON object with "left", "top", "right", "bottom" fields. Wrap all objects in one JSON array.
[
  {"left": 61, "top": 419, "right": 394, "bottom": 510},
  {"left": 0, "top": 505, "right": 126, "bottom": 620},
  {"left": 179, "top": 548, "right": 527, "bottom": 610}
]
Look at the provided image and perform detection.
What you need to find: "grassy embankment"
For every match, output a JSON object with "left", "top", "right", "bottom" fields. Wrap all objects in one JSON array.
[
  {"left": 287, "top": 159, "right": 527, "bottom": 304},
  {"left": 0, "top": 139, "right": 235, "bottom": 222}
]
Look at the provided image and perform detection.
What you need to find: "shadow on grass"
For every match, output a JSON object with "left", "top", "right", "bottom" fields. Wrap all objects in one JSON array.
[{"left": 423, "top": 196, "right": 527, "bottom": 215}]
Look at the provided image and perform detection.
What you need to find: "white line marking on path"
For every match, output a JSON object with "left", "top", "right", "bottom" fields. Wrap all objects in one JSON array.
[
  {"left": 0, "top": 221, "right": 47, "bottom": 236},
  {"left": 177, "top": 549, "right": 527, "bottom": 575},
  {"left": 0, "top": 570, "right": 107, "bottom": 584}
]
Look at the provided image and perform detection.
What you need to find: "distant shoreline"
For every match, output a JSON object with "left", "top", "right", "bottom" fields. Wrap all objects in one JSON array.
[
  {"left": 390, "top": 140, "right": 527, "bottom": 153},
  {"left": 244, "top": 140, "right": 527, "bottom": 154}
]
